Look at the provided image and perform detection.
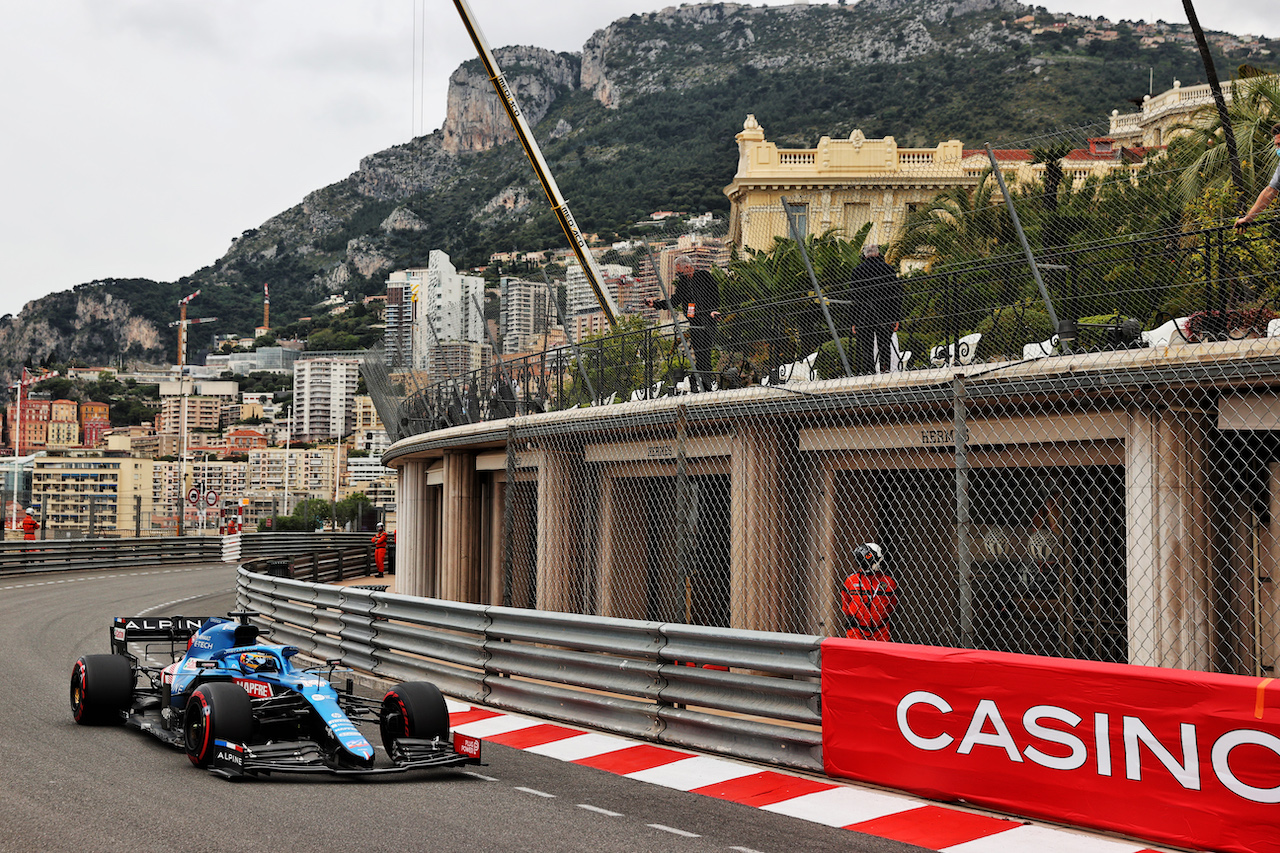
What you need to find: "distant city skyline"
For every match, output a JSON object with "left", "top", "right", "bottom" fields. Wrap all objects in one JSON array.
[{"left": 1, "top": 0, "right": 1271, "bottom": 320}]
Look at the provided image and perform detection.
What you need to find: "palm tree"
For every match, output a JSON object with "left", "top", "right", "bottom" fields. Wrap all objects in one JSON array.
[
  {"left": 722, "top": 226, "right": 870, "bottom": 368},
  {"left": 1175, "top": 72, "right": 1280, "bottom": 207},
  {"left": 1031, "top": 142, "right": 1073, "bottom": 215},
  {"left": 888, "top": 171, "right": 1014, "bottom": 267}
]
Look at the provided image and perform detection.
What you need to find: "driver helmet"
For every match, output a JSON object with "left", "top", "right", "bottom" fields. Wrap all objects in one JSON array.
[
  {"left": 854, "top": 542, "right": 885, "bottom": 572},
  {"left": 238, "top": 651, "right": 278, "bottom": 674}
]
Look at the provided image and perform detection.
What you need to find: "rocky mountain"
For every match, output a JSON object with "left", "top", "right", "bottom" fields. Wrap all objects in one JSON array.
[{"left": 0, "top": 0, "right": 1265, "bottom": 383}]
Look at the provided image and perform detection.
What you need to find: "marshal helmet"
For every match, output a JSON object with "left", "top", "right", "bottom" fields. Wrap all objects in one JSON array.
[{"left": 853, "top": 542, "right": 884, "bottom": 570}]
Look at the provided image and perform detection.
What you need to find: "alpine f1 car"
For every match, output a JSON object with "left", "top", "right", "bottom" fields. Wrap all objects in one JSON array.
[{"left": 70, "top": 611, "right": 482, "bottom": 779}]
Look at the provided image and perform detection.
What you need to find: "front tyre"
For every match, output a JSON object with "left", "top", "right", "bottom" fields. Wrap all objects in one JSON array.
[
  {"left": 70, "top": 654, "right": 134, "bottom": 725},
  {"left": 380, "top": 681, "right": 449, "bottom": 754},
  {"left": 183, "top": 682, "right": 253, "bottom": 766}
]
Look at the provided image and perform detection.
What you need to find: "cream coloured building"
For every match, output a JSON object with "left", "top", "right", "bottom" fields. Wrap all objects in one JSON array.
[
  {"left": 724, "top": 115, "right": 1146, "bottom": 253},
  {"left": 1107, "top": 76, "right": 1280, "bottom": 149},
  {"left": 33, "top": 452, "right": 154, "bottom": 536},
  {"left": 726, "top": 115, "right": 977, "bottom": 251}
]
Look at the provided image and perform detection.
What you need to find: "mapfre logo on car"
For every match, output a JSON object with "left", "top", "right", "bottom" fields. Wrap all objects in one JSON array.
[{"left": 233, "top": 678, "right": 273, "bottom": 698}]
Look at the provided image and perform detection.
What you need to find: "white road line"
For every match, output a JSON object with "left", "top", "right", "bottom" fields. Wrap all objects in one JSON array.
[
  {"left": 0, "top": 565, "right": 209, "bottom": 592},
  {"left": 578, "top": 804, "right": 624, "bottom": 817},
  {"left": 730, "top": 847, "right": 768, "bottom": 853},
  {"left": 647, "top": 824, "right": 700, "bottom": 838},
  {"left": 625, "top": 755, "right": 755, "bottom": 791},
  {"left": 515, "top": 786, "right": 556, "bottom": 798},
  {"left": 463, "top": 771, "right": 499, "bottom": 782}
]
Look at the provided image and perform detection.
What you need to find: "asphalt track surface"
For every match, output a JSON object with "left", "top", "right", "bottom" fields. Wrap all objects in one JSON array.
[{"left": 0, "top": 563, "right": 931, "bottom": 853}]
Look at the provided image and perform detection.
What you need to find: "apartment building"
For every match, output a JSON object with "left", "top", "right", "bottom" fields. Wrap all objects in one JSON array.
[
  {"left": 500, "top": 277, "right": 558, "bottom": 353},
  {"left": 409, "top": 251, "right": 486, "bottom": 382},
  {"left": 7, "top": 395, "right": 50, "bottom": 453},
  {"left": 352, "top": 395, "right": 390, "bottom": 456},
  {"left": 384, "top": 273, "right": 417, "bottom": 369},
  {"left": 294, "top": 358, "right": 360, "bottom": 441},
  {"left": 80, "top": 401, "right": 110, "bottom": 448},
  {"left": 32, "top": 452, "right": 153, "bottom": 536},
  {"left": 246, "top": 447, "right": 337, "bottom": 500}
]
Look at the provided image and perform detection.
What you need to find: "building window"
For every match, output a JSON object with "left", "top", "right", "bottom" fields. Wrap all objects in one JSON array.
[{"left": 784, "top": 202, "right": 808, "bottom": 239}]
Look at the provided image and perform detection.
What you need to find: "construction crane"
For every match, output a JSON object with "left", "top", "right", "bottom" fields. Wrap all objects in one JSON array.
[{"left": 170, "top": 290, "right": 217, "bottom": 367}]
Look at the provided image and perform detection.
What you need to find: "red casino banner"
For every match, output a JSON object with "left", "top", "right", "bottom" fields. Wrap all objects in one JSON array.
[{"left": 822, "top": 639, "right": 1280, "bottom": 853}]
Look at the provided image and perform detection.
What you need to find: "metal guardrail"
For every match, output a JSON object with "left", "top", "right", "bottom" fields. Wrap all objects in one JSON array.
[
  {"left": 239, "top": 532, "right": 373, "bottom": 560},
  {"left": 0, "top": 537, "right": 223, "bottom": 576},
  {"left": 0, "top": 532, "right": 380, "bottom": 578},
  {"left": 243, "top": 548, "right": 378, "bottom": 586},
  {"left": 236, "top": 568, "right": 823, "bottom": 772}
]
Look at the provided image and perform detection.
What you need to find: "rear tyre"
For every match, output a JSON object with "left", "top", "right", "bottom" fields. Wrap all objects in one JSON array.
[
  {"left": 183, "top": 682, "right": 253, "bottom": 767},
  {"left": 70, "top": 654, "right": 134, "bottom": 725},
  {"left": 380, "top": 681, "right": 449, "bottom": 754}
]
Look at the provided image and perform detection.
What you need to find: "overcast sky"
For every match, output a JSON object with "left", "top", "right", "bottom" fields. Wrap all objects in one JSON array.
[{"left": 0, "top": 0, "right": 1272, "bottom": 321}]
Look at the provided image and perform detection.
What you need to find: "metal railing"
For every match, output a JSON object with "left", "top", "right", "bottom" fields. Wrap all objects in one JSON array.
[
  {"left": 245, "top": 546, "right": 380, "bottom": 586},
  {"left": 0, "top": 532, "right": 380, "bottom": 578},
  {"left": 236, "top": 567, "right": 823, "bottom": 772},
  {"left": 370, "top": 220, "right": 1280, "bottom": 435},
  {"left": 238, "top": 532, "right": 373, "bottom": 560},
  {"left": 0, "top": 536, "right": 223, "bottom": 576}
]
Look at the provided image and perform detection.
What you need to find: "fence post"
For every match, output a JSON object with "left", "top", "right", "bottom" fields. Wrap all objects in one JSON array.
[
  {"left": 675, "top": 405, "right": 692, "bottom": 624},
  {"left": 503, "top": 422, "right": 516, "bottom": 607},
  {"left": 954, "top": 373, "right": 973, "bottom": 648}
]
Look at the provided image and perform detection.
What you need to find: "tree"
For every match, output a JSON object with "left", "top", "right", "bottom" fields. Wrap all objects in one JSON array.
[
  {"left": 889, "top": 171, "right": 1014, "bottom": 266},
  {"left": 274, "top": 497, "right": 333, "bottom": 532},
  {"left": 1175, "top": 71, "right": 1280, "bottom": 207},
  {"left": 1031, "top": 142, "right": 1073, "bottom": 216},
  {"left": 34, "top": 377, "right": 76, "bottom": 400},
  {"left": 723, "top": 226, "right": 871, "bottom": 372},
  {"left": 568, "top": 315, "right": 667, "bottom": 404},
  {"left": 336, "top": 492, "right": 374, "bottom": 529}
]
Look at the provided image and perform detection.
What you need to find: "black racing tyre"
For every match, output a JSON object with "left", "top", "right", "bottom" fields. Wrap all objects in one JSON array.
[
  {"left": 380, "top": 681, "right": 449, "bottom": 753},
  {"left": 70, "top": 654, "right": 134, "bottom": 725},
  {"left": 183, "top": 682, "right": 253, "bottom": 767}
]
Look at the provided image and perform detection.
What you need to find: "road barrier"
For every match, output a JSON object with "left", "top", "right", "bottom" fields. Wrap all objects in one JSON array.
[
  {"left": 238, "top": 532, "right": 373, "bottom": 560},
  {"left": 236, "top": 564, "right": 1268, "bottom": 852},
  {"left": 0, "top": 532, "right": 379, "bottom": 578},
  {"left": 248, "top": 547, "right": 377, "bottom": 586},
  {"left": 235, "top": 567, "right": 823, "bottom": 772},
  {"left": 0, "top": 537, "right": 222, "bottom": 576},
  {"left": 823, "top": 638, "right": 1279, "bottom": 853}
]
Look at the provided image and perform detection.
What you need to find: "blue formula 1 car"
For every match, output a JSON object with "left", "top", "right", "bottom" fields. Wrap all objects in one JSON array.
[{"left": 70, "top": 611, "right": 482, "bottom": 779}]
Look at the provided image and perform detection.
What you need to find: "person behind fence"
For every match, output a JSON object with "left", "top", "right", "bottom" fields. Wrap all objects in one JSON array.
[
  {"left": 371, "top": 522, "right": 388, "bottom": 578},
  {"left": 1235, "top": 122, "right": 1280, "bottom": 232},
  {"left": 846, "top": 244, "right": 904, "bottom": 375},
  {"left": 645, "top": 255, "right": 721, "bottom": 392},
  {"left": 840, "top": 543, "right": 898, "bottom": 641},
  {"left": 22, "top": 507, "right": 39, "bottom": 541}
]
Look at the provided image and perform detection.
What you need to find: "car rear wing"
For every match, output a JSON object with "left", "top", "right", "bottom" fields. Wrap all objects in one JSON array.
[{"left": 111, "top": 616, "right": 209, "bottom": 655}]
